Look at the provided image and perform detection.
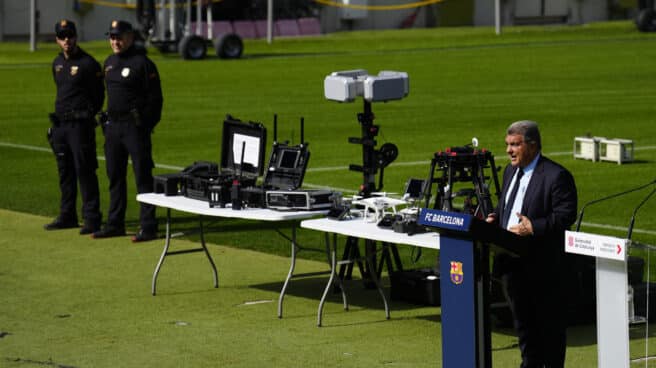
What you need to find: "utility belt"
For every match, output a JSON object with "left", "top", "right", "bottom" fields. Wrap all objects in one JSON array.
[
  {"left": 107, "top": 109, "right": 145, "bottom": 127},
  {"left": 55, "top": 110, "right": 93, "bottom": 122}
]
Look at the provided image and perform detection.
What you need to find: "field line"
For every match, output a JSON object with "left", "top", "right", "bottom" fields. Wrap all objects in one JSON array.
[
  {"left": 1, "top": 140, "right": 653, "bottom": 236},
  {"left": 580, "top": 222, "right": 656, "bottom": 236},
  {"left": 3, "top": 141, "right": 655, "bottom": 172},
  {"left": 0, "top": 142, "right": 51, "bottom": 153},
  {"left": 0, "top": 141, "right": 184, "bottom": 171},
  {"left": 307, "top": 145, "right": 656, "bottom": 172}
]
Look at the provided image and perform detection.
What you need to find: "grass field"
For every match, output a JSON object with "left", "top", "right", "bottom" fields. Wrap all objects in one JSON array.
[{"left": 1, "top": 20, "right": 656, "bottom": 366}]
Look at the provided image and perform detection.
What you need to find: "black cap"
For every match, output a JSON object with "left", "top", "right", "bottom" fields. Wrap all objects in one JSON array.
[
  {"left": 55, "top": 19, "right": 77, "bottom": 38},
  {"left": 108, "top": 20, "right": 133, "bottom": 36}
]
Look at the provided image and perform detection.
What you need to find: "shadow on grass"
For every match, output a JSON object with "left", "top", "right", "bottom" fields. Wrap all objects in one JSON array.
[
  {"left": 155, "top": 214, "right": 299, "bottom": 235},
  {"left": 252, "top": 276, "right": 425, "bottom": 312}
]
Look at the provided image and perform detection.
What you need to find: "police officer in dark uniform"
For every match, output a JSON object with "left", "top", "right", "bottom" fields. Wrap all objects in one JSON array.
[
  {"left": 93, "top": 20, "right": 163, "bottom": 242},
  {"left": 46, "top": 19, "right": 103, "bottom": 234}
]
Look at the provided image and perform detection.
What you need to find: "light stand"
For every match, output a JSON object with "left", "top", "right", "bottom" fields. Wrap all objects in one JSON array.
[
  {"left": 348, "top": 100, "right": 398, "bottom": 197},
  {"left": 324, "top": 69, "right": 408, "bottom": 287}
]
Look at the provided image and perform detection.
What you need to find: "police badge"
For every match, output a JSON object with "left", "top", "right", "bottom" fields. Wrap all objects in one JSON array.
[
  {"left": 450, "top": 261, "right": 463, "bottom": 285},
  {"left": 70, "top": 66, "right": 78, "bottom": 76},
  {"left": 121, "top": 67, "right": 130, "bottom": 77}
]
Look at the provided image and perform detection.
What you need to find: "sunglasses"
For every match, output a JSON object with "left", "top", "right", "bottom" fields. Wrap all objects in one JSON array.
[{"left": 56, "top": 32, "right": 75, "bottom": 40}]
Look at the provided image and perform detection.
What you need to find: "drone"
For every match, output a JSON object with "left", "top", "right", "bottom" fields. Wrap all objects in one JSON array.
[{"left": 351, "top": 195, "right": 407, "bottom": 223}]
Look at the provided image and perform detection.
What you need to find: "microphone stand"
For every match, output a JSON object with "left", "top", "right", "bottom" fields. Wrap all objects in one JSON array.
[
  {"left": 627, "top": 186, "right": 656, "bottom": 240},
  {"left": 575, "top": 179, "right": 656, "bottom": 232}
]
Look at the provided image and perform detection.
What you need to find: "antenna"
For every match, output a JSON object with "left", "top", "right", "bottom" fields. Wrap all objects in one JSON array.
[
  {"left": 239, "top": 141, "right": 246, "bottom": 178},
  {"left": 273, "top": 114, "right": 278, "bottom": 144},
  {"left": 231, "top": 141, "right": 246, "bottom": 210}
]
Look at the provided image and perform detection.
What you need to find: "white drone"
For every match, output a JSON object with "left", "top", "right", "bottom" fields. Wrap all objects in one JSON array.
[{"left": 351, "top": 195, "right": 407, "bottom": 223}]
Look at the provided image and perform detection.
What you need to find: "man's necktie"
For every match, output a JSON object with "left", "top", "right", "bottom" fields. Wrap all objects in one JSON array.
[{"left": 502, "top": 168, "right": 524, "bottom": 229}]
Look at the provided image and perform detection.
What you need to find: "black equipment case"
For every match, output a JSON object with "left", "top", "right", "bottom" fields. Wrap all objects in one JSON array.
[
  {"left": 266, "top": 189, "right": 334, "bottom": 210},
  {"left": 159, "top": 115, "right": 267, "bottom": 204},
  {"left": 182, "top": 161, "right": 221, "bottom": 201},
  {"left": 218, "top": 115, "right": 268, "bottom": 180},
  {"left": 153, "top": 173, "right": 185, "bottom": 196},
  {"left": 390, "top": 268, "right": 441, "bottom": 306},
  {"left": 206, "top": 115, "right": 267, "bottom": 207},
  {"left": 239, "top": 115, "right": 330, "bottom": 210}
]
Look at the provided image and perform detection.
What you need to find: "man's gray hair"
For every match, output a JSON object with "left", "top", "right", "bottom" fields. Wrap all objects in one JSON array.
[{"left": 507, "top": 120, "right": 541, "bottom": 150}]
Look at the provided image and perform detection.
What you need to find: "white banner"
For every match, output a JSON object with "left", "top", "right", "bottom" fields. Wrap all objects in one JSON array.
[{"left": 565, "top": 230, "right": 628, "bottom": 261}]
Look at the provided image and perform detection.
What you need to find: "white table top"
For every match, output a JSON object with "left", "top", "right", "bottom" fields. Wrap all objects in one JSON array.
[
  {"left": 301, "top": 217, "right": 440, "bottom": 250},
  {"left": 137, "top": 193, "right": 327, "bottom": 221}
]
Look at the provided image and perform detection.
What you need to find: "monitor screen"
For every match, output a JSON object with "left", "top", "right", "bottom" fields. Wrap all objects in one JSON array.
[
  {"left": 404, "top": 178, "right": 425, "bottom": 199},
  {"left": 278, "top": 149, "right": 300, "bottom": 169},
  {"left": 232, "top": 133, "right": 261, "bottom": 169}
]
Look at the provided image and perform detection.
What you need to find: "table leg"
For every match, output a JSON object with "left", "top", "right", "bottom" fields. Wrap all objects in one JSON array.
[
  {"left": 152, "top": 208, "right": 172, "bottom": 296},
  {"left": 366, "top": 245, "right": 390, "bottom": 320},
  {"left": 199, "top": 216, "right": 219, "bottom": 289},
  {"left": 329, "top": 232, "right": 348, "bottom": 310},
  {"left": 278, "top": 224, "right": 298, "bottom": 318},
  {"left": 318, "top": 232, "right": 339, "bottom": 327},
  {"left": 151, "top": 211, "right": 219, "bottom": 295}
]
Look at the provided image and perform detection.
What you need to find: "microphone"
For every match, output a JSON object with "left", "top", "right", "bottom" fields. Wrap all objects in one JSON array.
[
  {"left": 627, "top": 186, "right": 656, "bottom": 240},
  {"left": 575, "top": 179, "right": 656, "bottom": 232}
]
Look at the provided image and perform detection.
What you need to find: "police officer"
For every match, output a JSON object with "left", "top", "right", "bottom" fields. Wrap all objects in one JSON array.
[
  {"left": 46, "top": 19, "right": 103, "bottom": 234},
  {"left": 93, "top": 20, "right": 163, "bottom": 242}
]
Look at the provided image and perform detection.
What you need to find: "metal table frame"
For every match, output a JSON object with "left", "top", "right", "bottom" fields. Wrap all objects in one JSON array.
[
  {"left": 301, "top": 217, "right": 440, "bottom": 326},
  {"left": 152, "top": 208, "right": 219, "bottom": 295},
  {"left": 137, "top": 193, "right": 327, "bottom": 317}
]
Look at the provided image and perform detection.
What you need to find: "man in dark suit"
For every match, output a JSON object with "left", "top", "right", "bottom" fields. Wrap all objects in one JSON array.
[{"left": 486, "top": 120, "right": 578, "bottom": 368}]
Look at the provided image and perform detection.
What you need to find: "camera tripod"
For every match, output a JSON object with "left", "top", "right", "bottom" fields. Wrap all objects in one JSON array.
[
  {"left": 339, "top": 100, "right": 403, "bottom": 289},
  {"left": 423, "top": 145, "right": 501, "bottom": 219}
]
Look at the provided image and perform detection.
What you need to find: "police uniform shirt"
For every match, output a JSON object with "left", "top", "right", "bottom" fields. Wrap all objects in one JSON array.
[
  {"left": 103, "top": 46, "right": 162, "bottom": 128},
  {"left": 53, "top": 47, "right": 104, "bottom": 116}
]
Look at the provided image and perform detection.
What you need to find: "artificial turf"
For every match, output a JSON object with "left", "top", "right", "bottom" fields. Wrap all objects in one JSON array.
[{"left": 1, "top": 20, "right": 656, "bottom": 366}]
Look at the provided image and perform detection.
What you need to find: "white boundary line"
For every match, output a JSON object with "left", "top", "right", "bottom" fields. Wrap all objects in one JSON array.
[
  {"left": 3, "top": 141, "right": 655, "bottom": 172},
  {"left": 580, "top": 222, "right": 656, "bottom": 236},
  {"left": 306, "top": 145, "right": 656, "bottom": 172},
  {"left": 2, "top": 141, "right": 655, "bottom": 236},
  {"left": 0, "top": 142, "right": 184, "bottom": 171}
]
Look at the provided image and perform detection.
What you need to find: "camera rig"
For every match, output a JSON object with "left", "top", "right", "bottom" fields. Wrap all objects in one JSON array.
[
  {"left": 423, "top": 141, "right": 501, "bottom": 218},
  {"left": 323, "top": 69, "right": 410, "bottom": 287},
  {"left": 324, "top": 69, "right": 408, "bottom": 197}
]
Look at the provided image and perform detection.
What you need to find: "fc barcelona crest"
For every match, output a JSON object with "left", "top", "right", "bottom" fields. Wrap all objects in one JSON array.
[{"left": 450, "top": 261, "right": 463, "bottom": 285}]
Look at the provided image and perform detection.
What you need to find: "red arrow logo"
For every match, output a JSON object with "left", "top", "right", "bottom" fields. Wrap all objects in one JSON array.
[{"left": 617, "top": 244, "right": 622, "bottom": 254}]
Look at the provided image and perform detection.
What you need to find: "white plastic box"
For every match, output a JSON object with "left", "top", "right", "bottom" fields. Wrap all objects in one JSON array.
[
  {"left": 573, "top": 136, "right": 605, "bottom": 162},
  {"left": 599, "top": 138, "right": 634, "bottom": 164}
]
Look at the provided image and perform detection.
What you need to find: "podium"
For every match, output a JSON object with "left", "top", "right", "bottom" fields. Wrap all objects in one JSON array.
[
  {"left": 565, "top": 230, "right": 631, "bottom": 368},
  {"left": 418, "top": 208, "right": 529, "bottom": 368}
]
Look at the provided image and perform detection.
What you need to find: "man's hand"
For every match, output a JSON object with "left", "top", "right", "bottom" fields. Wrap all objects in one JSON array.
[
  {"left": 485, "top": 213, "right": 497, "bottom": 224},
  {"left": 508, "top": 213, "right": 533, "bottom": 236}
]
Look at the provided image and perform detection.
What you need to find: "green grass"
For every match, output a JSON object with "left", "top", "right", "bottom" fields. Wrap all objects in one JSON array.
[
  {"left": 1, "top": 20, "right": 656, "bottom": 366},
  {"left": 0, "top": 208, "right": 601, "bottom": 367}
]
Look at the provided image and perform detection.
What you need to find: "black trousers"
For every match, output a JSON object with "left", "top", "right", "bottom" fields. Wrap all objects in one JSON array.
[
  {"left": 102, "top": 120, "right": 157, "bottom": 232},
  {"left": 503, "top": 260, "right": 567, "bottom": 368},
  {"left": 50, "top": 120, "right": 101, "bottom": 226}
]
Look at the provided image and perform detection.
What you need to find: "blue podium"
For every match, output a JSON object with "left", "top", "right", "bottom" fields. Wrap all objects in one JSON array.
[{"left": 419, "top": 208, "right": 528, "bottom": 368}]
